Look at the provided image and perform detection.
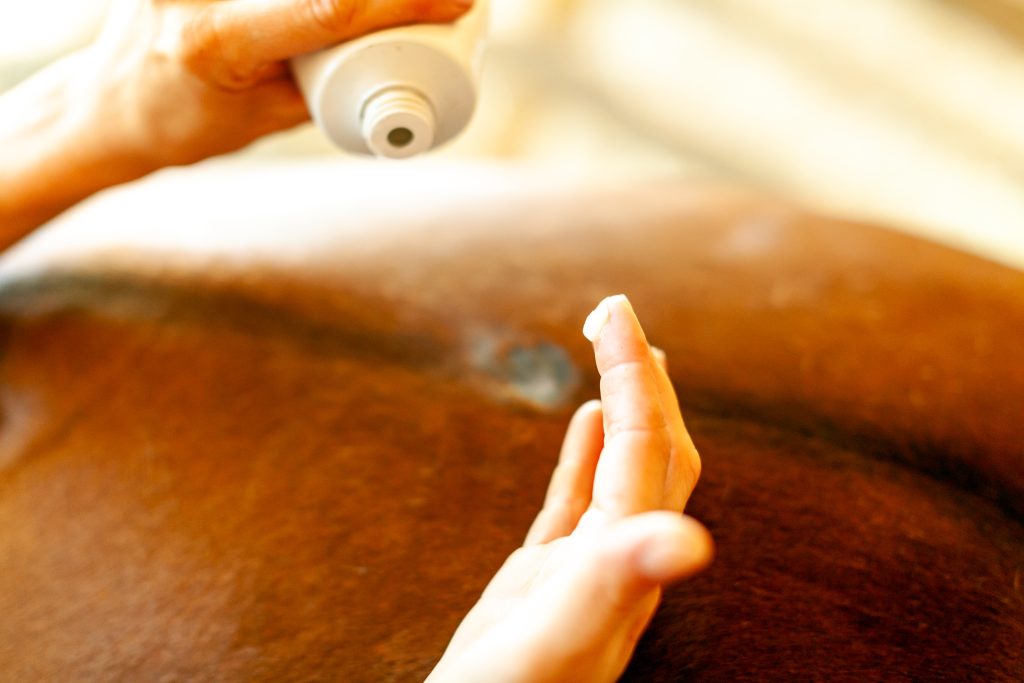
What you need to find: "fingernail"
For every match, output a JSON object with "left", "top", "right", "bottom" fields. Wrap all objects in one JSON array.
[
  {"left": 651, "top": 346, "right": 668, "bottom": 370},
  {"left": 583, "top": 301, "right": 610, "bottom": 342},
  {"left": 583, "top": 295, "right": 629, "bottom": 343}
]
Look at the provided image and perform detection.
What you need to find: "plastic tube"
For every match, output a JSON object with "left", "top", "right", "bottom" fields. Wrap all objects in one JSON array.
[{"left": 290, "top": 2, "right": 488, "bottom": 159}]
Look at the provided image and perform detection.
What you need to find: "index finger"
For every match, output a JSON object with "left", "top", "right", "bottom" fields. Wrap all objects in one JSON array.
[
  {"left": 584, "top": 295, "right": 672, "bottom": 519},
  {"left": 186, "top": 0, "right": 473, "bottom": 86}
]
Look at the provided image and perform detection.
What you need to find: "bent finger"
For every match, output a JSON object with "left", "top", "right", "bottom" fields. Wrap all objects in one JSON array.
[
  {"left": 526, "top": 512, "right": 713, "bottom": 674},
  {"left": 184, "top": 0, "right": 473, "bottom": 88},
  {"left": 648, "top": 347, "right": 702, "bottom": 511},
  {"left": 525, "top": 400, "right": 604, "bottom": 546}
]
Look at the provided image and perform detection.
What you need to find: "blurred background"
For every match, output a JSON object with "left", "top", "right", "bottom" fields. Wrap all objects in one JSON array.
[{"left": 2, "top": 0, "right": 1023, "bottom": 267}]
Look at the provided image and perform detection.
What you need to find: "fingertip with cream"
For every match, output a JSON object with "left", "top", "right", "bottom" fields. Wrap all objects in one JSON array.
[{"left": 583, "top": 294, "right": 629, "bottom": 343}]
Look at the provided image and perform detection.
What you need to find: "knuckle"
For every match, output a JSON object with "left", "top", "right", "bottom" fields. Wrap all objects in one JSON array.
[
  {"left": 307, "top": 0, "right": 363, "bottom": 35},
  {"left": 683, "top": 437, "right": 702, "bottom": 484},
  {"left": 603, "top": 357, "right": 650, "bottom": 377},
  {"left": 408, "top": 0, "right": 440, "bottom": 18},
  {"left": 601, "top": 359, "right": 659, "bottom": 396},
  {"left": 179, "top": 9, "right": 257, "bottom": 90},
  {"left": 605, "top": 414, "right": 671, "bottom": 450},
  {"left": 178, "top": 11, "right": 215, "bottom": 75},
  {"left": 690, "top": 452, "right": 702, "bottom": 482}
]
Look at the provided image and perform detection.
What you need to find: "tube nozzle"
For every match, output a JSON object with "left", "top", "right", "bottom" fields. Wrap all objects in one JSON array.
[{"left": 361, "top": 88, "right": 436, "bottom": 159}]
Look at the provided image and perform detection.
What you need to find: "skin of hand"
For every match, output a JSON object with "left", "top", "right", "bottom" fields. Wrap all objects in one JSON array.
[
  {"left": 427, "top": 295, "right": 714, "bottom": 683},
  {"left": 84, "top": 0, "right": 473, "bottom": 167},
  {"left": 0, "top": 0, "right": 472, "bottom": 241}
]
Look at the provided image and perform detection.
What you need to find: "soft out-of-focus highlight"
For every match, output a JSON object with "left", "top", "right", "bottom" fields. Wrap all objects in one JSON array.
[{"left": 2, "top": 0, "right": 1022, "bottom": 266}]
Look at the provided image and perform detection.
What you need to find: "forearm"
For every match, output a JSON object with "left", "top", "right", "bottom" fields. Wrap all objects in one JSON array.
[
  {"left": 0, "top": 0, "right": 471, "bottom": 249},
  {"left": 0, "top": 51, "right": 157, "bottom": 247}
]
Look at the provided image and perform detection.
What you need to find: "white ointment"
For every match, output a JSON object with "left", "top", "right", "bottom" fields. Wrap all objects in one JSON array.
[
  {"left": 583, "top": 300, "right": 611, "bottom": 343},
  {"left": 290, "top": 1, "right": 489, "bottom": 159}
]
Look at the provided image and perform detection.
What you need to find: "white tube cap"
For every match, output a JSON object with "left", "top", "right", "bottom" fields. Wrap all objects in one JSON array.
[{"left": 361, "top": 88, "right": 436, "bottom": 159}]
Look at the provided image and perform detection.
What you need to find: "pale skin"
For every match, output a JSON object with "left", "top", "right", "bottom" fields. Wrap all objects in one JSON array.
[
  {"left": 0, "top": 0, "right": 471, "bottom": 242},
  {"left": 429, "top": 295, "right": 713, "bottom": 682},
  {"left": 0, "top": 2, "right": 713, "bottom": 679}
]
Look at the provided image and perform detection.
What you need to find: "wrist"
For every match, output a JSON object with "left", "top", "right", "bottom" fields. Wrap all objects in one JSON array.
[
  {"left": 0, "top": 50, "right": 161, "bottom": 243},
  {"left": 47, "top": 48, "right": 167, "bottom": 192}
]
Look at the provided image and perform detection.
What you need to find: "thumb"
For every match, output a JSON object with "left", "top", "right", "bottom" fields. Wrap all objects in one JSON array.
[
  {"left": 530, "top": 513, "right": 714, "bottom": 646},
  {"left": 515, "top": 513, "right": 713, "bottom": 679},
  {"left": 592, "top": 512, "right": 714, "bottom": 595}
]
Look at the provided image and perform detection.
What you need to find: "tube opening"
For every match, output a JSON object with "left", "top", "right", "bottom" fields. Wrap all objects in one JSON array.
[
  {"left": 361, "top": 87, "right": 436, "bottom": 159},
  {"left": 388, "top": 127, "right": 415, "bottom": 148}
]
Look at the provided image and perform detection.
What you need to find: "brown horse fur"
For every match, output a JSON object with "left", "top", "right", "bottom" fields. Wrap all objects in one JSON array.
[{"left": 0, "top": 166, "right": 1020, "bottom": 681}]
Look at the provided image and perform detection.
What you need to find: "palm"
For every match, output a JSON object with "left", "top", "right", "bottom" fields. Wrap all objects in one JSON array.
[{"left": 428, "top": 296, "right": 713, "bottom": 683}]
